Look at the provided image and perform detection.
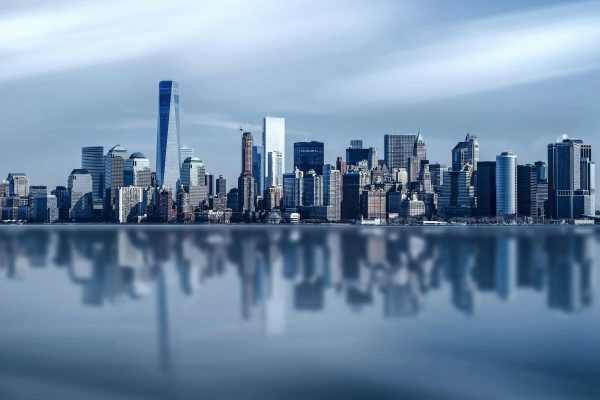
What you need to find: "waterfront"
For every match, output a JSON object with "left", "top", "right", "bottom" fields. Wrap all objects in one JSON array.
[{"left": 0, "top": 225, "right": 599, "bottom": 399}]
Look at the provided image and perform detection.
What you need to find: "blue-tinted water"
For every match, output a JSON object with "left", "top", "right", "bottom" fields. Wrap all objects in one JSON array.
[{"left": 0, "top": 225, "right": 599, "bottom": 400}]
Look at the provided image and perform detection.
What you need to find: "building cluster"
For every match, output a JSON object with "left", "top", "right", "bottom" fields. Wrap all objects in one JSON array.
[{"left": 0, "top": 81, "right": 596, "bottom": 224}]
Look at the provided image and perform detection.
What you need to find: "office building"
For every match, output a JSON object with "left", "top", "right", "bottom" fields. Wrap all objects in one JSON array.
[
  {"left": 361, "top": 188, "right": 387, "bottom": 220},
  {"left": 252, "top": 145, "right": 264, "bottom": 195},
  {"left": 282, "top": 169, "right": 304, "bottom": 209},
  {"left": 323, "top": 165, "right": 342, "bottom": 221},
  {"left": 7, "top": 173, "right": 28, "bottom": 198},
  {"left": 294, "top": 141, "right": 324, "bottom": 174},
  {"left": 82, "top": 146, "right": 104, "bottom": 203},
  {"left": 124, "top": 152, "right": 152, "bottom": 187},
  {"left": 476, "top": 161, "right": 496, "bottom": 217},
  {"left": 156, "top": 80, "right": 181, "bottom": 192},
  {"left": 452, "top": 134, "right": 479, "bottom": 172},
  {"left": 346, "top": 144, "right": 377, "bottom": 169},
  {"left": 302, "top": 170, "right": 323, "bottom": 207},
  {"left": 496, "top": 151, "right": 517, "bottom": 217},
  {"left": 216, "top": 175, "right": 226, "bottom": 195},
  {"left": 238, "top": 131, "right": 255, "bottom": 213},
  {"left": 535, "top": 161, "right": 548, "bottom": 217},
  {"left": 181, "top": 157, "right": 208, "bottom": 209},
  {"left": 263, "top": 116, "right": 285, "bottom": 191},
  {"left": 206, "top": 173, "right": 214, "bottom": 197},
  {"left": 384, "top": 134, "right": 416, "bottom": 171},
  {"left": 30, "top": 195, "right": 58, "bottom": 223},
  {"left": 68, "top": 169, "right": 93, "bottom": 221},
  {"left": 264, "top": 186, "right": 281, "bottom": 211},
  {"left": 547, "top": 138, "right": 595, "bottom": 219},
  {"left": 342, "top": 170, "right": 370, "bottom": 220},
  {"left": 517, "top": 164, "right": 537, "bottom": 217},
  {"left": 429, "top": 163, "right": 446, "bottom": 193},
  {"left": 438, "top": 165, "right": 475, "bottom": 216},
  {"left": 350, "top": 139, "right": 363, "bottom": 149},
  {"left": 104, "top": 145, "right": 127, "bottom": 218},
  {"left": 117, "top": 186, "right": 145, "bottom": 223},
  {"left": 52, "top": 186, "right": 69, "bottom": 221}
]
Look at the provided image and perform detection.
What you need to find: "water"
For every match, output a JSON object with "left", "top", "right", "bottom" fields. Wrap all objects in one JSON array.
[{"left": 0, "top": 225, "right": 599, "bottom": 400}]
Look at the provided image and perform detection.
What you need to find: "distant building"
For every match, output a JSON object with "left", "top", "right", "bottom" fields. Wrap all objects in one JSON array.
[
  {"left": 429, "top": 163, "right": 446, "bottom": 193},
  {"left": 68, "top": 169, "right": 93, "bottom": 221},
  {"left": 294, "top": 141, "right": 324, "bottom": 174},
  {"left": 82, "top": 146, "right": 104, "bottom": 204},
  {"left": 517, "top": 164, "right": 537, "bottom": 217},
  {"left": 263, "top": 117, "right": 285, "bottom": 192},
  {"left": 438, "top": 165, "right": 475, "bottom": 217},
  {"left": 323, "top": 165, "right": 341, "bottom": 221},
  {"left": 52, "top": 186, "right": 69, "bottom": 221},
  {"left": 156, "top": 80, "right": 181, "bottom": 192},
  {"left": 342, "top": 170, "right": 370, "bottom": 220},
  {"left": 547, "top": 138, "right": 595, "bottom": 219},
  {"left": 476, "top": 161, "right": 496, "bottom": 217},
  {"left": 7, "top": 173, "right": 28, "bottom": 198},
  {"left": 302, "top": 169, "right": 323, "bottom": 206},
  {"left": 496, "top": 151, "right": 517, "bottom": 217},
  {"left": 181, "top": 156, "right": 208, "bottom": 210},
  {"left": 282, "top": 169, "right": 304, "bottom": 209},
  {"left": 384, "top": 134, "right": 416, "bottom": 171},
  {"left": 124, "top": 152, "right": 152, "bottom": 187},
  {"left": 117, "top": 186, "right": 144, "bottom": 223},
  {"left": 264, "top": 186, "right": 281, "bottom": 211},
  {"left": 238, "top": 131, "right": 255, "bottom": 213},
  {"left": 104, "top": 145, "right": 127, "bottom": 219},
  {"left": 452, "top": 134, "right": 479, "bottom": 172},
  {"left": 361, "top": 188, "right": 387, "bottom": 220},
  {"left": 252, "top": 145, "right": 264, "bottom": 195},
  {"left": 534, "top": 161, "right": 548, "bottom": 217},
  {"left": 216, "top": 175, "right": 227, "bottom": 196}
]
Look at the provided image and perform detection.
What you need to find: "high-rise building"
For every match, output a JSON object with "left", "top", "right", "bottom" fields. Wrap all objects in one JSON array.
[
  {"left": 181, "top": 157, "right": 208, "bottom": 209},
  {"left": 323, "top": 164, "right": 342, "bottom": 221},
  {"left": 384, "top": 134, "right": 416, "bottom": 171},
  {"left": 496, "top": 151, "right": 517, "bottom": 217},
  {"left": 216, "top": 175, "right": 227, "bottom": 196},
  {"left": 350, "top": 139, "right": 363, "bottom": 149},
  {"left": 282, "top": 169, "right": 304, "bottom": 209},
  {"left": 238, "top": 131, "right": 255, "bottom": 213},
  {"left": 346, "top": 143, "right": 371, "bottom": 168},
  {"left": 517, "top": 164, "right": 538, "bottom": 217},
  {"left": 124, "top": 152, "right": 152, "bottom": 187},
  {"left": 206, "top": 174, "right": 215, "bottom": 197},
  {"left": 104, "top": 145, "right": 127, "bottom": 218},
  {"left": 31, "top": 195, "right": 58, "bottom": 223},
  {"left": 476, "top": 161, "right": 496, "bottom": 217},
  {"left": 302, "top": 170, "right": 323, "bottom": 207},
  {"left": 342, "top": 170, "right": 370, "bottom": 220},
  {"left": 429, "top": 163, "right": 446, "bottom": 193},
  {"left": 7, "top": 173, "right": 28, "bottom": 197},
  {"left": 52, "top": 186, "right": 69, "bottom": 221},
  {"left": 548, "top": 138, "right": 595, "bottom": 219},
  {"left": 263, "top": 117, "right": 285, "bottom": 191},
  {"left": 264, "top": 186, "right": 281, "bottom": 211},
  {"left": 294, "top": 141, "right": 324, "bottom": 174},
  {"left": 452, "top": 134, "right": 479, "bottom": 172},
  {"left": 252, "top": 145, "right": 264, "bottom": 195},
  {"left": 117, "top": 186, "right": 144, "bottom": 223},
  {"left": 82, "top": 146, "right": 104, "bottom": 203},
  {"left": 68, "top": 169, "right": 93, "bottom": 221},
  {"left": 534, "top": 161, "right": 548, "bottom": 217},
  {"left": 438, "top": 165, "right": 475, "bottom": 217},
  {"left": 336, "top": 156, "right": 347, "bottom": 175},
  {"left": 28, "top": 185, "right": 47, "bottom": 221},
  {"left": 361, "top": 188, "right": 387, "bottom": 220},
  {"left": 156, "top": 80, "right": 181, "bottom": 192}
]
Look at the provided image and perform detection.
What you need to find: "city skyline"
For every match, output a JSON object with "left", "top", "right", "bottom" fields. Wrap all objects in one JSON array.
[{"left": 2, "top": 1, "right": 600, "bottom": 192}]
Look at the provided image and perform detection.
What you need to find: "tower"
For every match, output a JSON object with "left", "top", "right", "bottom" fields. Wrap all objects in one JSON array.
[
  {"left": 263, "top": 117, "right": 285, "bottom": 190},
  {"left": 156, "top": 81, "right": 181, "bottom": 192}
]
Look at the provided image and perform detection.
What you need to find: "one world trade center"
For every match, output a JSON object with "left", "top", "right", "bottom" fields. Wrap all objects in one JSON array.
[{"left": 156, "top": 80, "right": 181, "bottom": 193}]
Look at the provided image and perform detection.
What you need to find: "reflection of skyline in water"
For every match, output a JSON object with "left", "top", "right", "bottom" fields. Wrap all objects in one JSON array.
[{"left": 0, "top": 226, "right": 596, "bottom": 319}]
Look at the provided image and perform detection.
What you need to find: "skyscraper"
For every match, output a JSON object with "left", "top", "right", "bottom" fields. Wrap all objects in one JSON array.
[
  {"left": 216, "top": 175, "right": 227, "bottom": 196},
  {"left": 452, "top": 134, "right": 479, "bottom": 172},
  {"left": 534, "top": 161, "right": 548, "bottom": 217},
  {"left": 124, "top": 152, "right": 152, "bottom": 187},
  {"left": 252, "top": 145, "right": 264, "bottom": 195},
  {"left": 547, "top": 138, "right": 595, "bottom": 219},
  {"left": 156, "top": 80, "right": 181, "bottom": 192},
  {"left": 7, "top": 173, "right": 28, "bottom": 197},
  {"left": 323, "top": 164, "right": 342, "bottom": 221},
  {"left": 104, "top": 145, "right": 127, "bottom": 218},
  {"left": 266, "top": 151, "right": 283, "bottom": 188},
  {"left": 263, "top": 117, "right": 285, "bottom": 190},
  {"left": 282, "top": 169, "right": 304, "bottom": 209},
  {"left": 476, "top": 161, "right": 496, "bottom": 217},
  {"left": 294, "top": 141, "right": 324, "bottom": 174},
  {"left": 496, "top": 151, "right": 517, "bottom": 216},
  {"left": 68, "top": 169, "right": 93, "bottom": 221},
  {"left": 181, "top": 156, "right": 208, "bottom": 209},
  {"left": 82, "top": 146, "right": 104, "bottom": 203},
  {"left": 384, "top": 134, "right": 416, "bottom": 171},
  {"left": 517, "top": 164, "right": 538, "bottom": 217},
  {"left": 302, "top": 170, "right": 323, "bottom": 206},
  {"left": 238, "top": 131, "right": 255, "bottom": 213}
]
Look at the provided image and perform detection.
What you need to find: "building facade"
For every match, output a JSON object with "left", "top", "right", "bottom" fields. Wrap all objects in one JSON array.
[{"left": 156, "top": 80, "right": 181, "bottom": 192}]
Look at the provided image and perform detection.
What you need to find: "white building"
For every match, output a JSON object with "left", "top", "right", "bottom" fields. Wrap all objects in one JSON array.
[
  {"left": 117, "top": 186, "right": 145, "bottom": 223},
  {"left": 496, "top": 151, "right": 517, "bottom": 216},
  {"left": 263, "top": 117, "right": 285, "bottom": 190},
  {"left": 125, "top": 152, "right": 152, "bottom": 187}
]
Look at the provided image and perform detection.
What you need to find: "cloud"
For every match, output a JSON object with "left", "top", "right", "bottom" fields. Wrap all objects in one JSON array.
[{"left": 315, "top": 1, "right": 600, "bottom": 108}]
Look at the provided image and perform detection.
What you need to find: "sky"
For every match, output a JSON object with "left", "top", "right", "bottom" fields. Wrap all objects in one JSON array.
[{"left": 1, "top": 0, "right": 600, "bottom": 189}]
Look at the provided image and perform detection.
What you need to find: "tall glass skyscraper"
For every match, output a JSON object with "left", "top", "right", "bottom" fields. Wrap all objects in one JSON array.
[
  {"left": 496, "top": 151, "right": 517, "bottom": 216},
  {"left": 263, "top": 117, "right": 285, "bottom": 190},
  {"left": 156, "top": 81, "right": 181, "bottom": 192},
  {"left": 252, "top": 145, "right": 264, "bottom": 195},
  {"left": 294, "top": 141, "right": 324, "bottom": 174},
  {"left": 82, "top": 146, "right": 104, "bottom": 202}
]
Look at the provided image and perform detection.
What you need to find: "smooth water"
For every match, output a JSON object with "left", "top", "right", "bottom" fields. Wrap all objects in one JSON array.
[{"left": 0, "top": 225, "right": 599, "bottom": 400}]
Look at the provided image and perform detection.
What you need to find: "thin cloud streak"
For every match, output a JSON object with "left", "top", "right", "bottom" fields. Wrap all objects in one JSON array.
[{"left": 315, "top": 1, "right": 600, "bottom": 109}]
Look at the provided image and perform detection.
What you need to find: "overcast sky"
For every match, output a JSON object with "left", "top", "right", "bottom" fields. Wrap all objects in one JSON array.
[{"left": 1, "top": 0, "right": 600, "bottom": 189}]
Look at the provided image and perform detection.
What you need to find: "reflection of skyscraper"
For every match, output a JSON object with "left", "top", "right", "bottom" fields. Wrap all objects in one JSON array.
[
  {"left": 156, "top": 81, "right": 181, "bottom": 192},
  {"left": 495, "top": 237, "right": 517, "bottom": 301}
]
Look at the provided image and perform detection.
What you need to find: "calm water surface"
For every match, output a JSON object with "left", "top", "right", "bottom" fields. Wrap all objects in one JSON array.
[{"left": 0, "top": 225, "right": 599, "bottom": 400}]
